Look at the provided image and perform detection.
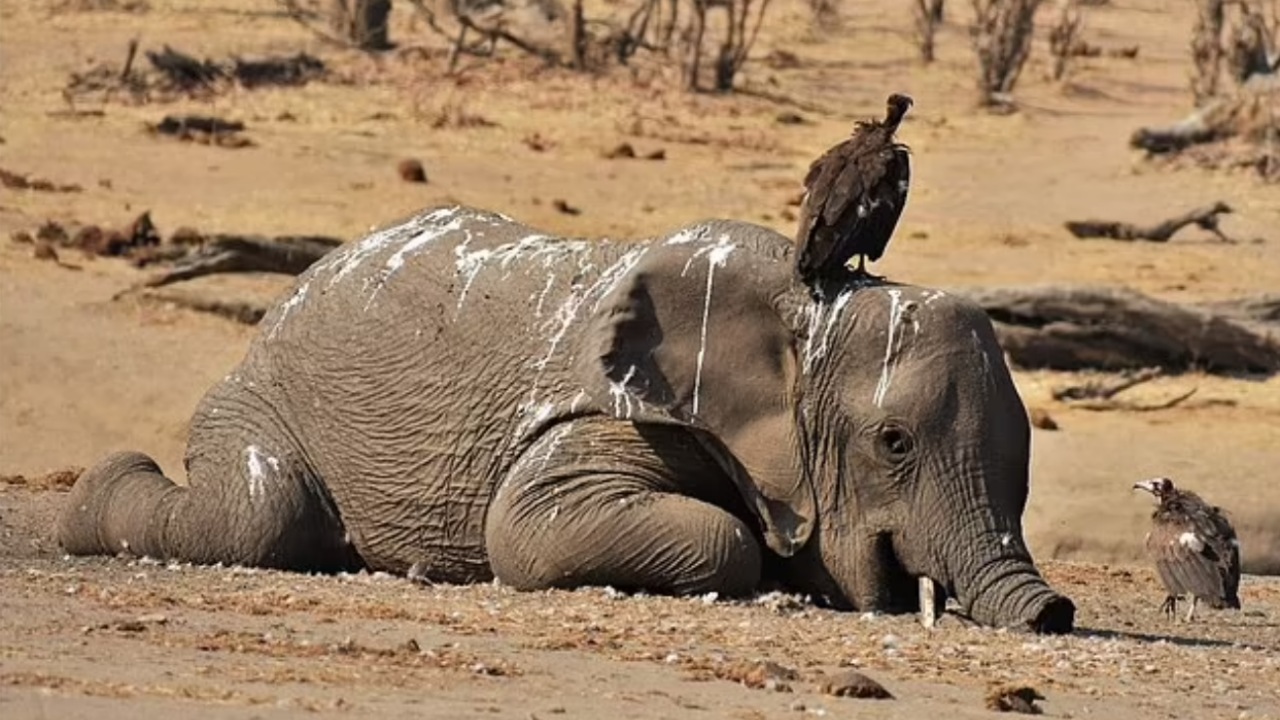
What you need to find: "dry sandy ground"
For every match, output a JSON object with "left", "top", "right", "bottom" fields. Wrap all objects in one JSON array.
[{"left": 2, "top": 0, "right": 1279, "bottom": 717}]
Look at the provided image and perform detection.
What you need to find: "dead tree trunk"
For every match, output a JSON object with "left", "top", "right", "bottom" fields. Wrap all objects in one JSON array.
[
  {"left": 329, "top": 0, "right": 393, "bottom": 50},
  {"left": 913, "top": 0, "right": 946, "bottom": 63},
  {"left": 137, "top": 234, "right": 342, "bottom": 289},
  {"left": 1191, "top": 0, "right": 1226, "bottom": 105},
  {"left": 970, "top": 0, "right": 1045, "bottom": 109},
  {"left": 960, "top": 285, "right": 1280, "bottom": 374}
]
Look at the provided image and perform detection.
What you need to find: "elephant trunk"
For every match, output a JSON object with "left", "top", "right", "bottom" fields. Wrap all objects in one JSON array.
[
  {"left": 951, "top": 551, "right": 1075, "bottom": 633},
  {"left": 896, "top": 493, "right": 1075, "bottom": 633}
]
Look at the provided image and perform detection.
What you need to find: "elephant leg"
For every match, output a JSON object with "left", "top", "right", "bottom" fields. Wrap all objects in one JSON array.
[
  {"left": 60, "top": 420, "right": 362, "bottom": 572},
  {"left": 485, "top": 418, "right": 763, "bottom": 597}
]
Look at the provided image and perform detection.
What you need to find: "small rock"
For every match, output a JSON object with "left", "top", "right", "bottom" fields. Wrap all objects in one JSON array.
[
  {"left": 10, "top": 230, "right": 34, "bottom": 244},
  {"left": 645, "top": 148, "right": 666, "bottom": 161},
  {"left": 33, "top": 241, "right": 59, "bottom": 262},
  {"left": 552, "top": 199, "right": 581, "bottom": 216},
  {"left": 820, "top": 669, "right": 893, "bottom": 699},
  {"left": 740, "top": 660, "right": 797, "bottom": 692},
  {"left": 397, "top": 158, "right": 428, "bottom": 183},
  {"left": 1028, "top": 407, "right": 1058, "bottom": 430},
  {"left": 986, "top": 685, "right": 1045, "bottom": 714},
  {"left": 603, "top": 142, "right": 637, "bottom": 159},
  {"left": 523, "top": 133, "right": 552, "bottom": 152},
  {"left": 775, "top": 111, "right": 808, "bottom": 125}
]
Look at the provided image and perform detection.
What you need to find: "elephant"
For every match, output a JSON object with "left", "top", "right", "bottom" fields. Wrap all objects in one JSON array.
[{"left": 58, "top": 204, "right": 1076, "bottom": 633}]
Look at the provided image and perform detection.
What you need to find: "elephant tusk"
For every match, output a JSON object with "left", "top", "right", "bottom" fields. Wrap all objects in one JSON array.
[{"left": 918, "top": 576, "right": 937, "bottom": 629}]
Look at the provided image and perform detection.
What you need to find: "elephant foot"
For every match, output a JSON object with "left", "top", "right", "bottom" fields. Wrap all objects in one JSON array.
[{"left": 58, "top": 451, "right": 175, "bottom": 557}]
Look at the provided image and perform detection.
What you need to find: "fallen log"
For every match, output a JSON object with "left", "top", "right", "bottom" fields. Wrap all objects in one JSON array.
[
  {"left": 959, "top": 285, "right": 1280, "bottom": 375},
  {"left": 1197, "top": 293, "right": 1280, "bottom": 332},
  {"left": 146, "top": 45, "right": 226, "bottom": 91},
  {"left": 1051, "top": 367, "right": 1162, "bottom": 401},
  {"left": 1049, "top": 367, "right": 1202, "bottom": 412},
  {"left": 138, "top": 234, "right": 343, "bottom": 289},
  {"left": 1064, "top": 202, "right": 1234, "bottom": 242},
  {"left": 1130, "top": 73, "right": 1279, "bottom": 180},
  {"left": 231, "top": 53, "right": 326, "bottom": 89}
]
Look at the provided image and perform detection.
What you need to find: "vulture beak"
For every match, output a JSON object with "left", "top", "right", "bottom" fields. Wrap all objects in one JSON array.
[{"left": 1132, "top": 478, "right": 1161, "bottom": 496}]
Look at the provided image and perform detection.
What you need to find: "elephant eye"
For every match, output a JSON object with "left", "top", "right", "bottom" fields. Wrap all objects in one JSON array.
[{"left": 880, "top": 427, "right": 914, "bottom": 460}]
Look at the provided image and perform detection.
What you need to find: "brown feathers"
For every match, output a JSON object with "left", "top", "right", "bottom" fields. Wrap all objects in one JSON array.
[
  {"left": 795, "top": 93, "right": 913, "bottom": 284},
  {"left": 1134, "top": 477, "right": 1241, "bottom": 618}
]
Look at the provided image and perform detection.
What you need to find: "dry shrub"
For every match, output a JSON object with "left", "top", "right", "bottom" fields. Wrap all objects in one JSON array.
[
  {"left": 1191, "top": 0, "right": 1279, "bottom": 106},
  {"left": 913, "top": 0, "right": 947, "bottom": 63},
  {"left": 1192, "top": 0, "right": 1228, "bottom": 105},
  {"left": 683, "top": 0, "right": 774, "bottom": 92},
  {"left": 808, "top": 0, "right": 840, "bottom": 25},
  {"left": 970, "top": 0, "right": 1046, "bottom": 109},
  {"left": 1048, "top": 0, "right": 1083, "bottom": 81},
  {"left": 328, "top": 0, "right": 393, "bottom": 49},
  {"left": 1226, "top": 1, "right": 1280, "bottom": 84}
]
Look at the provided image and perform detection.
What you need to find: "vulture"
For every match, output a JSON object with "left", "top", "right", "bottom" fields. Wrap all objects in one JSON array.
[
  {"left": 1133, "top": 477, "right": 1241, "bottom": 621},
  {"left": 794, "top": 93, "right": 913, "bottom": 284}
]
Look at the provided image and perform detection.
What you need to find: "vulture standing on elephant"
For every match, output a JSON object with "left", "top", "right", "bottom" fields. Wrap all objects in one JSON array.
[
  {"left": 794, "top": 93, "right": 913, "bottom": 283},
  {"left": 1133, "top": 477, "right": 1241, "bottom": 621}
]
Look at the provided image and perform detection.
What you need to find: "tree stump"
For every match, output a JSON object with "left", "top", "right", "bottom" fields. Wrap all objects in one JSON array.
[{"left": 329, "top": 0, "right": 393, "bottom": 50}]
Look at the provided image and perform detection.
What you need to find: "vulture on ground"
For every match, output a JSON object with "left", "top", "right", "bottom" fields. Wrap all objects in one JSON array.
[
  {"left": 1133, "top": 476, "right": 1242, "bottom": 621},
  {"left": 794, "top": 93, "right": 913, "bottom": 284}
]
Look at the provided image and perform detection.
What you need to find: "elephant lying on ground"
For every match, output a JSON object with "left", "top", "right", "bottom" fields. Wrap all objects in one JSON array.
[{"left": 60, "top": 205, "right": 1075, "bottom": 633}]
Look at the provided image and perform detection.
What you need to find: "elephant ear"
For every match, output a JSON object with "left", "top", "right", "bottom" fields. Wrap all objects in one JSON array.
[{"left": 575, "top": 237, "right": 816, "bottom": 557}]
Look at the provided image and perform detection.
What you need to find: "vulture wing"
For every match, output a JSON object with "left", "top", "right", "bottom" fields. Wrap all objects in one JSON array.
[
  {"left": 795, "top": 130, "right": 911, "bottom": 279},
  {"left": 1146, "top": 501, "right": 1240, "bottom": 607}
]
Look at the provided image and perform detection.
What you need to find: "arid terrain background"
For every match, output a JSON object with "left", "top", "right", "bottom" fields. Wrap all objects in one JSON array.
[{"left": 2, "top": 0, "right": 1278, "bottom": 717}]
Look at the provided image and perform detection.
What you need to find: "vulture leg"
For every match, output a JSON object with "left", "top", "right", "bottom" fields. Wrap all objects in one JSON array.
[
  {"left": 849, "top": 255, "right": 885, "bottom": 282},
  {"left": 1184, "top": 594, "right": 1199, "bottom": 622},
  {"left": 1159, "top": 594, "right": 1178, "bottom": 619}
]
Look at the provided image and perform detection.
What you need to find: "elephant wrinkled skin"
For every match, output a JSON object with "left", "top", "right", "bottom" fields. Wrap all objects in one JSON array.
[{"left": 59, "top": 205, "right": 1075, "bottom": 634}]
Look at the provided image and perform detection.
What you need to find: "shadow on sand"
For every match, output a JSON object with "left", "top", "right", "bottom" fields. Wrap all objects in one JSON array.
[{"left": 1074, "top": 626, "right": 1277, "bottom": 651}]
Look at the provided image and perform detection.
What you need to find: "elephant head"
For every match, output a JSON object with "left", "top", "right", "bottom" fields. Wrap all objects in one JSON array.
[{"left": 575, "top": 221, "right": 1074, "bottom": 633}]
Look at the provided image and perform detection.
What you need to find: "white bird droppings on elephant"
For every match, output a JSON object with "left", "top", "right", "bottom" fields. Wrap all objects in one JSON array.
[
  {"left": 454, "top": 233, "right": 593, "bottom": 312},
  {"left": 244, "top": 445, "right": 281, "bottom": 502},
  {"left": 324, "top": 206, "right": 462, "bottom": 290},
  {"left": 690, "top": 236, "right": 737, "bottom": 416},
  {"left": 971, "top": 329, "right": 993, "bottom": 381},
  {"left": 873, "top": 290, "right": 922, "bottom": 408},
  {"left": 608, "top": 366, "right": 640, "bottom": 419},
  {"left": 664, "top": 225, "right": 714, "bottom": 246},
  {"left": 512, "top": 399, "right": 556, "bottom": 441},
  {"left": 801, "top": 288, "right": 855, "bottom": 374},
  {"left": 533, "top": 246, "right": 647, "bottom": 373},
  {"left": 268, "top": 279, "right": 311, "bottom": 339},
  {"left": 507, "top": 421, "right": 576, "bottom": 485},
  {"left": 533, "top": 272, "right": 556, "bottom": 318}
]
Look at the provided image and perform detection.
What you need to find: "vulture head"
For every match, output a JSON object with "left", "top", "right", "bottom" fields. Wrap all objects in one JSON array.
[{"left": 1133, "top": 477, "right": 1176, "bottom": 500}]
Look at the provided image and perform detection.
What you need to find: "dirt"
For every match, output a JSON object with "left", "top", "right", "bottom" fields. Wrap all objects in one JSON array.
[{"left": 1, "top": 0, "right": 1278, "bottom": 717}]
